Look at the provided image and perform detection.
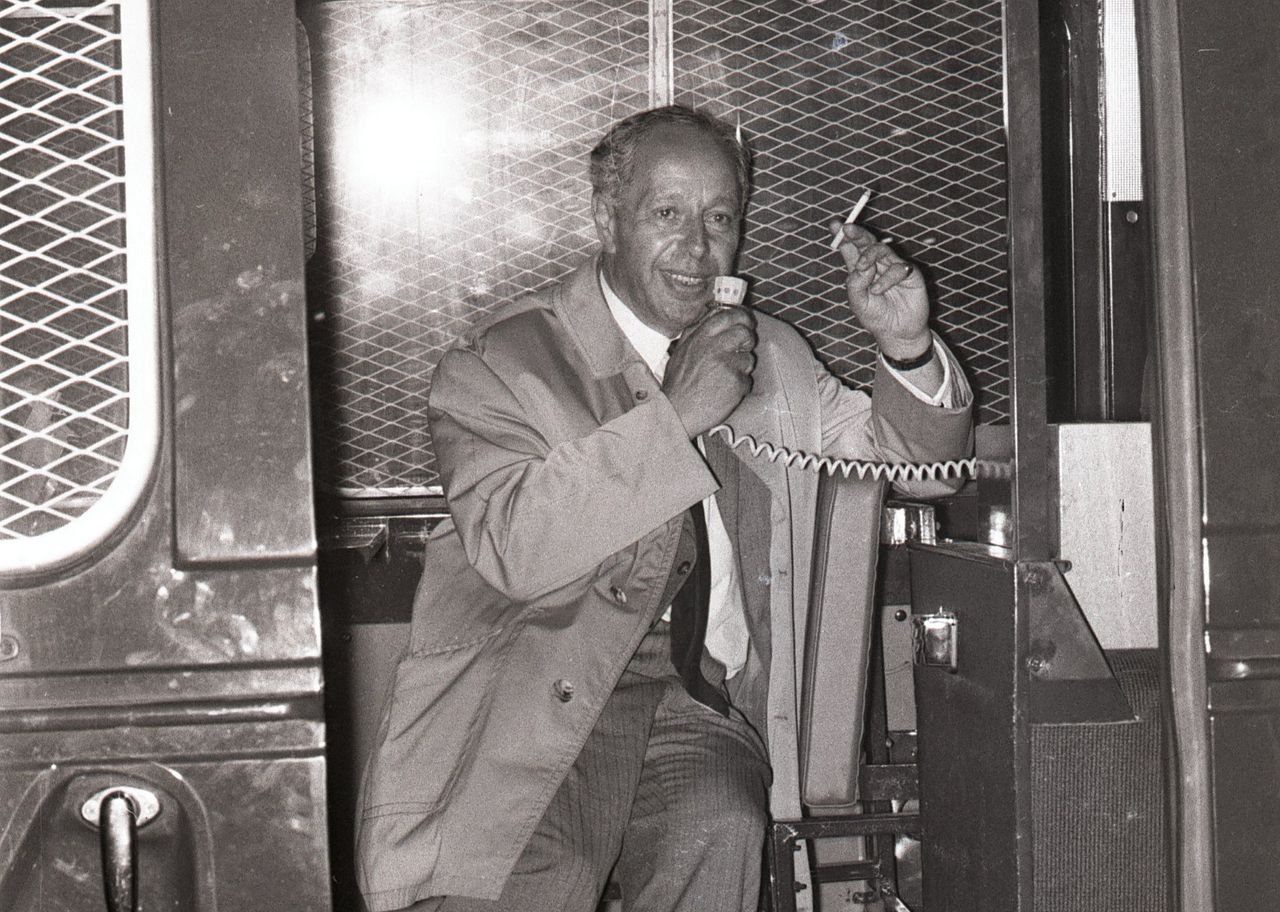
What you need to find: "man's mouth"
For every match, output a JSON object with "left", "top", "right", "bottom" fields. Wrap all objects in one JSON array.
[{"left": 667, "top": 272, "right": 708, "bottom": 289}]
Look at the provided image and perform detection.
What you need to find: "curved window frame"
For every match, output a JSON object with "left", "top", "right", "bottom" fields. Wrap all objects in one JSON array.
[{"left": 0, "top": 0, "right": 161, "bottom": 577}]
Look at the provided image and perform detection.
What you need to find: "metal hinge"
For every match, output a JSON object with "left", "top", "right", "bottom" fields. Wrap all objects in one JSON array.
[{"left": 882, "top": 501, "right": 937, "bottom": 546}]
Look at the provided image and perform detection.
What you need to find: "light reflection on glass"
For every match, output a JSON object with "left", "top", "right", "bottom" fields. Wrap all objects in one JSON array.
[{"left": 341, "top": 90, "right": 471, "bottom": 219}]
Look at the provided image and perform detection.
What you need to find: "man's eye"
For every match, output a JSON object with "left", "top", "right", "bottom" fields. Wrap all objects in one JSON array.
[{"left": 656, "top": 207, "right": 676, "bottom": 220}]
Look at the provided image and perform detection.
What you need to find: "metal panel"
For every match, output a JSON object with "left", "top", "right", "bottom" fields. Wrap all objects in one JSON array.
[
  {"left": 1206, "top": 709, "right": 1280, "bottom": 907},
  {"left": 1170, "top": 0, "right": 1280, "bottom": 907},
  {"left": 164, "top": 0, "right": 316, "bottom": 562},
  {"left": 1040, "top": 0, "right": 1106, "bottom": 423},
  {"left": 910, "top": 543, "right": 1027, "bottom": 912},
  {"left": 1002, "top": 0, "right": 1051, "bottom": 562},
  {"left": 1141, "top": 0, "right": 1280, "bottom": 907},
  {"left": 1178, "top": 29, "right": 1280, "bottom": 547},
  {"left": 1052, "top": 423, "right": 1157, "bottom": 650},
  {"left": 0, "top": 556, "right": 328, "bottom": 908},
  {"left": 0, "top": 0, "right": 330, "bottom": 908},
  {"left": 911, "top": 539, "right": 1163, "bottom": 909},
  {"left": 0, "top": 734, "right": 328, "bottom": 911}
]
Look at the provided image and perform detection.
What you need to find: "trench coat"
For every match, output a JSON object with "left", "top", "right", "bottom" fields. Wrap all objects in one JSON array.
[{"left": 355, "top": 253, "right": 973, "bottom": 911}]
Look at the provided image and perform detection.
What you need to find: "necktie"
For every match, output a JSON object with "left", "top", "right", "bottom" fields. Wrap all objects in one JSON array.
[{"left": 669, "top": 497, "right": 730, "bottom": 716}]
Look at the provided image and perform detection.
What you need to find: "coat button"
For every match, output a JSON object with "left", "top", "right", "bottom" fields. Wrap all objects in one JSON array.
[
  {"left": 552, "top": 678, "right": 575, "bottom": 702},
  {"left": 610, "top": 585, "right": 627, "bottom": 604},
  {"left": 676, "top": 560, "right": 692, "bottom": 575},
  {"left": 635, "top": 389, "right": 648, "bottom": 401}
]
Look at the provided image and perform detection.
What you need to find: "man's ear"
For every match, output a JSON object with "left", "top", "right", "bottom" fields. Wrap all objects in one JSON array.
[{"left": 591, "top": 193, "right": 619, "bottom": 254}]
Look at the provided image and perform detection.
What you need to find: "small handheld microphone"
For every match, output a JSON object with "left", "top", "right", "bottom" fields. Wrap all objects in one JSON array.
[{"left": 711, "top": 276, "right": 748, "bottom": 308}]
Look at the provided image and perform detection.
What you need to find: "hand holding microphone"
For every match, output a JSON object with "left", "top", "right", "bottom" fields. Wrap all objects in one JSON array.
[{"left": 663, "top": 276, "right": 756, "bottom": 438}]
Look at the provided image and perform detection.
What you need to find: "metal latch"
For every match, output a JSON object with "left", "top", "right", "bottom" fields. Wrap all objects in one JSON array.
[
  {"left": 911, "top": 611, "right": 958, "bottom": 672},
  {"left": 881, "top": 501, "right": 937, "bottom": 546}
]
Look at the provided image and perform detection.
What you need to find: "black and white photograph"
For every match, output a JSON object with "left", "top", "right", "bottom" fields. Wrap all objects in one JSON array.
[{"left": 0, "top": 1, "right": 1270, "bottom": 910}]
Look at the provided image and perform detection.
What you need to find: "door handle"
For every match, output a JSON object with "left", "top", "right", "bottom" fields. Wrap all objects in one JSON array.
[
  {"left": 100, "top": 791, "right": 137, "bottom": 912},
  {"left": 81, "top": 786, "right": 160, "bottom": 912}
]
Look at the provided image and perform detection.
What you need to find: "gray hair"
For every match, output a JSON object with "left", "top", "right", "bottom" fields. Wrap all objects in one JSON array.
[{"left": 589, "top": 105, "right": 751, "bottom": 211}]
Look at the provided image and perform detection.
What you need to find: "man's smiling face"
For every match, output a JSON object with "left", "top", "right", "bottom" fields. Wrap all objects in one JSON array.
[{"left": 594, "top": 124, "right": 743, "bottom": 337}]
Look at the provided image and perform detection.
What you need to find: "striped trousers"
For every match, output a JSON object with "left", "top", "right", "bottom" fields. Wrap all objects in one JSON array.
[{"left": 413, "top": 621, "right": 772, "bottom": 912}]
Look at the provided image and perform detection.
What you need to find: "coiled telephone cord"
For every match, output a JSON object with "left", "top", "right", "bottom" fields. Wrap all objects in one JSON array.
[{"left": 708, "top": 425, "right": 1010, "bottom": 481}]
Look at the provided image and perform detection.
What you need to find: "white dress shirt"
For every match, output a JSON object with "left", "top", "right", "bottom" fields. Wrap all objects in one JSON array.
[{"left": 598, "top": 273, "right": 962, "bottom": 679}]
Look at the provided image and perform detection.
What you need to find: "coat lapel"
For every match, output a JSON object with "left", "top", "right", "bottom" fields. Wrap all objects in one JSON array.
[
  {"left": 704, "top": 427, "right": 774, "bottom": 742},
  {"left": 708, "top": 327, "right": 814, "bottom": 824}
]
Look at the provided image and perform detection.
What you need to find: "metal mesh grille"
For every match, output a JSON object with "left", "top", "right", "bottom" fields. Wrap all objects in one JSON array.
[
  {"left": 304, "top": 0, "right": 1010, "bottom": 497},
  {"left": 0, "top": 1, "right": 130, "bottom": 539},
  {"left": 302, "top": 0, "right": 651, "bottom": 496},
  {"left": 674, "top": 0, "right": 1009, "bottom": 424},
  {"left": 297, "top": 18, "right": 317, "bottom": 260}
]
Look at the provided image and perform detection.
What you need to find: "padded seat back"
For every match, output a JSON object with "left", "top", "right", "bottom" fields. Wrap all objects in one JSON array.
[{"left": 798, "top": 472, "right": 886, "bottom": 810}]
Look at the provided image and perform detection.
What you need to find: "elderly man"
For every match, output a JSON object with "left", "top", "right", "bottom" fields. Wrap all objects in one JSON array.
[{"left": 356, "top": 105, "right": 972, "bottom": 912}]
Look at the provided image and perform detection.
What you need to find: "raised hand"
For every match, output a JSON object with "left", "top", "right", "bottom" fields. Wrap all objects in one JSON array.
[{"left": 830, "top": 222, "right": 932, "bottom": 361}]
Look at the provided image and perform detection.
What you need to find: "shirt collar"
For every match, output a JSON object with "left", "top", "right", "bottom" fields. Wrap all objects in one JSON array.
[{"left": 598, "top": 269, "right": 675, "bottom": 380}]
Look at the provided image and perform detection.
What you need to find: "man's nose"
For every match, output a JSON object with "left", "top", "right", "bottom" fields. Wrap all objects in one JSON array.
[{"left": 679, "top": 219, "right": 709, "bottom": 257}]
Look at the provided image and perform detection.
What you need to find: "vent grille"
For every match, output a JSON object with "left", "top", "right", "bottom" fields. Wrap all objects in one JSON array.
[
  {"left": 302, "top": 0, "right": 1010, "bottom": 497},
  {"left": 302, "top": 0, "right": 652, "bottom": 497},
  {"left": 674, "top": 0, "right": 1009, "bottom": 423}
]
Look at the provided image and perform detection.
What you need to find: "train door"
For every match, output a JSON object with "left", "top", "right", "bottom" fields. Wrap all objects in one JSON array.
[
  {"left": 0, "top": 0, "right": 329, "bottom": 909},
  {"left": 1140, "top": 0, "right": 1280, "bottom": 909}
]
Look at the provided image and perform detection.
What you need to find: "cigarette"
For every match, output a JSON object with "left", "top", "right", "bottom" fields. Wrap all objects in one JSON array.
[{"left": 829, "top": 188, "right": 872, "bottom": 252}]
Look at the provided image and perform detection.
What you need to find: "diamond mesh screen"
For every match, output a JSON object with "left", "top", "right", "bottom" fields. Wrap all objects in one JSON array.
[
  {"left": 303, "top": 0, "right": 1010, "bottom": 497},
  {"left": 302, "top": 0, "right": 651, "bottom": 496},
  {"left": 0, "top": 1, "right": 130, "bottom": 539},
  {"left": 297, "top": 18, "right": 317, "bottom": 260},
  {"left": 674, "top": 0, "right": 1009, "bottom": 424}
]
